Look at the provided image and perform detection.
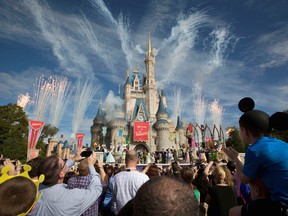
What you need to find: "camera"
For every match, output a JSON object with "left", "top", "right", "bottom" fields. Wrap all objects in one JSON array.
[{"left": 80, "top": 147, "right": 93, "bottom": 157}]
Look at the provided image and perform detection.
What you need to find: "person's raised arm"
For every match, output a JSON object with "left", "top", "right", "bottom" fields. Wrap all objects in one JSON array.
[
  {"left": 204, "top": 161, "right": 214, "bottom": 177},
  {"left": 142, "top": 163, "right": 154, "bottom": 174},
  {"left": 223, "top": 147, "right": 251, "bottom": 184},
  {"left": 3, "top": 159, "right": 15, "bottom": 176},
  {"left": 66, "top": 149, "right": 85, "bottom": 170},
  {"left": 87, "top": 152, "right": 97, "bottom": 176},
  {"left": 95, "top": 159, "right": 106, "bottom": 182}
]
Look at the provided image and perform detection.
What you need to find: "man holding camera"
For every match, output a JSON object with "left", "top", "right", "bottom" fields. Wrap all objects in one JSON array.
[{"left": 29, "top": 150, "right": 102, "bottom": 216}]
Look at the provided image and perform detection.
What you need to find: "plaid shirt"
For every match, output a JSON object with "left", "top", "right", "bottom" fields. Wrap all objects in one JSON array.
[{"left": 67, "top": 175, "right": 98, "bottom": 216}]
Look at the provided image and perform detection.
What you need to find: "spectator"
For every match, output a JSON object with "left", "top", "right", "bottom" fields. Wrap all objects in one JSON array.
[
  {"left": 133, "top": 175, "right": 199, "bottom": 216},
  {"left": 27, "top": 157, "right": 44, "bottom": 180},
  {"left": 223, "top": 97, "right": 288, "bottom": 207},
  {"left": 67, "top": 158, "right": 100, "bottom": 216},
  {"left": 112, "top": 150, "right": 149, "bottom": 215},
  {"left": 180, "top": 166, "right": 200, "bottom": 204},
  {"left": 142, "top": 163, "right": 161, "bottom": 179},
  {"left": 100, "top": 164, "right": 116, "bottom": 216},
  {"left": 193, "top": 165, "right": 210, "bottom": 216},
  {"left": 229, "top": 178, "right": 284, "bottom": 216},
  {"left": 0, "top": 165, "right": 44, "bottom": 216},
  {"left": 206, "top": 165, "right": 238, "bottom": 216},
  {"left": 29, "top": 150, "right": 102, "bottom": 215}
]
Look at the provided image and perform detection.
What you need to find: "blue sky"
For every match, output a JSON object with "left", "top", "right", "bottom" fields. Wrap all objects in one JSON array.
[{"left": 1, "top": 0, "right": 288, "bottom": 145}]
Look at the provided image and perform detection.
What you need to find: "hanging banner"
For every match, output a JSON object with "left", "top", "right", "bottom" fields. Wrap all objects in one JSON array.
[
  {"left": 118, "top": 130, "right": 123, "bottom": 137},
  {"left": 76, "top": 133, "right": 85, "bottom": 149},
  {"left": 27, "top": 120, "right": 45, "bottom": 161},
  {"left": 133, "top": 122, "right": 149, "bottom": 141}
]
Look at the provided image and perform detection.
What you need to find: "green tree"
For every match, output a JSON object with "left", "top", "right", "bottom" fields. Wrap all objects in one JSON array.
[
  {"left": 225, "top": 127, "right": 247, "bottom": 153},
  {"left": 0, "top": 104, "right": 28, "bottom": 162},
  {"left": 36, "top": 124, "right": 59, "bottom": 158}
]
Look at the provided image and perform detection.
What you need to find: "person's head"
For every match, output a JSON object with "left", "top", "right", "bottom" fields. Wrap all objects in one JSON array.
[
  {"left": 37, "top": 156, "right": 66, "bottom": 186},
  {"left": 78, "top": 159, "right": 89, "bottom": 176},
  {"left": 239, "top": 110, "right": 270, "bottom": 141},
  {"left": 0, "top": 176, "right": 37, "bottom": 216},
  {"left": 27, "top": 157, "right": 44, "bottom": 179},
  {"left": 212, "top": 165, "right": 226, "bottom": 184},
  {"left": 238, "top": 97, "right": 288, "bottom": 143},
  {"left": 171, "top": 161, "right": 181, "bottom": 173},
  {"left": 125, "top": 150, "right": 139, "bottom": 167},
  {"left": 104, "top": 164, "right": 114, "bottom": 177},
  {"left": 222, "top": 165, "right": 235, "bottom": 186},
  {"left": 146, "top": 164, "right": 161, "bottom": 179},
  {"left": 133, "top": 176, "right": 198, "bottom": 216},
  {"left": 180, "top": 166, "right": 194, "bottom": 185}
]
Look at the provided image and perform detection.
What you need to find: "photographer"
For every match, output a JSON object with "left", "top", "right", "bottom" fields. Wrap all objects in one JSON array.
[{"left": 29, "top": 149, "right": 102, "bottom": 216}]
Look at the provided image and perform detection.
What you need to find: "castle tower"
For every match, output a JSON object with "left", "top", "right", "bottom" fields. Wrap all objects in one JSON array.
[
  {"left": 62, "top": 140, "right": 72, "bottom": 160},
  {"left": 47, "top": 137, "right": 57, "bottom": 157},
  {"left": 91, "top": 100, "right": 106, "bottom": 145},
  {"left": 154, "top": 94, "right": 171, "bottom": 150},
  {"left": 175, "top": 116, "right": 185, "bottom": 148},
  {"left": 123, "top": 68, "right": 145, "bottom": 120},
  {"left": 109, "top": 104, "right": 126, "bottom": 150},
  {"left": 56, "top": 140, "right": 64, "bottom": 158},
  {"left": 143, "top": 33, "right": 158, "bottom": 120}
]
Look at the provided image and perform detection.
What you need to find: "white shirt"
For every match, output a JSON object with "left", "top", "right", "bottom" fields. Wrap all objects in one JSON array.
[{"left": 112, "top": 170, "right": 149, "bottom": 214}]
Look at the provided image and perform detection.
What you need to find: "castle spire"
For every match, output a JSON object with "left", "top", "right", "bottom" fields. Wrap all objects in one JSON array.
[
  {"left": 146, "top": 32, "right": 152, "bottom": 58},
  {"left": 126, "top": 68, "right": 129, "bottom": 79},
  {"left": 176, "top": 116, "right": 183, "bottom": 129}
]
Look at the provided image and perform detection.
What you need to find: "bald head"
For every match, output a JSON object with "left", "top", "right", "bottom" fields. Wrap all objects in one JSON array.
[{"left": 125, "top": 150, "right": 139, "bottom": 166}]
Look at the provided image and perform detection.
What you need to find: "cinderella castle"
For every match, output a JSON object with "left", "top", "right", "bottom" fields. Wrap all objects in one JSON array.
[{"left": 90, "top": 34, "right": 188, "bottom": 153}]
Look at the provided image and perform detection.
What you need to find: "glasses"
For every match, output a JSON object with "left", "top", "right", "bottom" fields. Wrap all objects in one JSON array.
[{"left": 59, "top": 159, "right": 66, "bottom": 173}]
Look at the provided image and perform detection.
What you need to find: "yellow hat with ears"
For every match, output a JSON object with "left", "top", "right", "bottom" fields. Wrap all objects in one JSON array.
[{"left": 0, "top": 165, "right": 45, "bottom": 216}]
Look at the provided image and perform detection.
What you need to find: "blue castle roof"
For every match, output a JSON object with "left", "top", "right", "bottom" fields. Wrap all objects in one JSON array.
[{"left": 176, "top": 115, "right": 183, "bottom": 129}]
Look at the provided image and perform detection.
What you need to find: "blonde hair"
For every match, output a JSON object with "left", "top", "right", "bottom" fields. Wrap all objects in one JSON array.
[
  {"left": 78, "top": 159, "right": 89, "bottom": 176},
  {"left": 212, "top": 166, "right": 226, "bottom": 183}
]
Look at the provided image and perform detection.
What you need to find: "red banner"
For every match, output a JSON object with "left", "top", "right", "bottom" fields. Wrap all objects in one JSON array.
[
  {"left": 76, "top": 133, "right": 85, "bottom": 149},
  {"left": 28, "top": 120, "right": 45, "bottom": 161},
  {"left": 133, "top": 122, "right": 149, "bottom": 141}
]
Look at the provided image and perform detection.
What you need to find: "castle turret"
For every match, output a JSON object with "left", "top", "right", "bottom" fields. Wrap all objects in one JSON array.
[
  {"left": 63, "top": 140, "right": 72, "bottom": 159},
  {"left": 143, "top": 33, "right": 158, "bottom": 120},
  {"left": 175, "top": 116, "right": 185, "bottom": 148},
  {"left": 154, "top": 94, "right": 171, "bottom": 151},
  {"left": 47, "top": 137, "right": 57, "bottom": 157},
  {"left": 56, "top": 140, "right": 64, "bottom": 158},
  {"left": 91, "top": 100, "right": 106, "bottom": 145}
]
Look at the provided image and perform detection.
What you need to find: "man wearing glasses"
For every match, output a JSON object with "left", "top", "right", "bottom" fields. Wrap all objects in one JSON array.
[{"left": 29, "top": 150, "right": 102, "bottom": 216}]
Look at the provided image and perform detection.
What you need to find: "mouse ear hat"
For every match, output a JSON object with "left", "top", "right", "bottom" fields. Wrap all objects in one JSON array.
[
  {"left": 238, "top": 97, "right": 255, "bottom": 112},
  {"left": 270, "top": 112, "right": 288, "bottom": 131},
  {"left": 238, "top": 97, "right": 288, "bottom": 132},
  {"left": 238, "top": 97, "right": 270, "bottom": 133}
]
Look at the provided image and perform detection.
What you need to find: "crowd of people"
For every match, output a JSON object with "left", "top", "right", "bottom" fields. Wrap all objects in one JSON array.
[{"left": 1, "top": 97, "right": 288, "bottom": 216}]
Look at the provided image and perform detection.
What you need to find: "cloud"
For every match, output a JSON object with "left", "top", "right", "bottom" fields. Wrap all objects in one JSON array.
[
  {"left": 254, "top": 26, "right": 288, "bottom": 69},
  {"left": 0, "top": 67, "right": 54, "bottom": 104}
]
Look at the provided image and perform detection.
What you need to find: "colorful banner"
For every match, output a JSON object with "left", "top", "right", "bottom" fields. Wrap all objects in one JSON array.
[
  {"left": 28, "top": 120, "right": 45, "bottom": 161},
  {"left": 76, "top": 133, "right": 85, "bottom": 149},
  {"left": 133, "top": 122, "right": 149, "bottom": 141}
]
